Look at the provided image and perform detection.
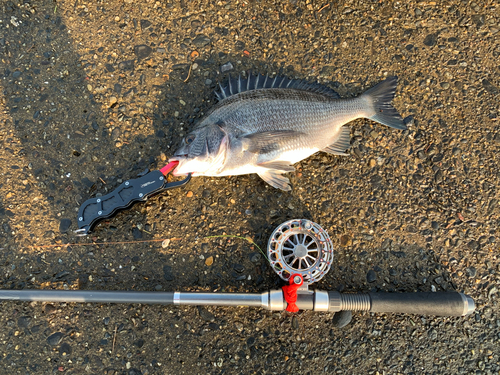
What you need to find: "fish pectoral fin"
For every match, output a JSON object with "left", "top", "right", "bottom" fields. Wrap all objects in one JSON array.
[
  {"left": 241, "top": 130, "right": 304, "bottom": 154},
  {"left": 258, "top": 160, "right": 295, "bottom": 173},
  {"left": 257, "top": 170, "right": 292, "bottom": 191},
  {"left": 322, "top": 126, "right": 351, "bottom": 156}
]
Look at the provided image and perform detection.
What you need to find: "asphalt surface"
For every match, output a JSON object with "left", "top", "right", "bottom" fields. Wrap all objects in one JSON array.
[{"left": 0, "top": 1, "right": 499, "bottom": 374}]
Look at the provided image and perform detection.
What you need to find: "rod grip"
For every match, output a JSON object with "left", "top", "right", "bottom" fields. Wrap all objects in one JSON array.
[
  {"left": 368, "top": 292, "right": 474, "bottom": 317},
  {"left": 328, "top": 291, "right": 474, "bottom": 316}
]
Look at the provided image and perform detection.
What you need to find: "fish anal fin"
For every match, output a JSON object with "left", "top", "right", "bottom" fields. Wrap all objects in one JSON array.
[
  {"left": 242, "top": 130, "right": 303, "bottom": 154},
  {"left": 322, "top": 126, "right": 351, "bottom": 156},
  {"left": 258, "top": 170, "right": 292, "bottom": 191}
]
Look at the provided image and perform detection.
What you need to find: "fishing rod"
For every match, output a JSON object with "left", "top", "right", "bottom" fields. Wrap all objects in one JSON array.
[{"left": 1, "top": 220, "right": 474, "bottom": 326}]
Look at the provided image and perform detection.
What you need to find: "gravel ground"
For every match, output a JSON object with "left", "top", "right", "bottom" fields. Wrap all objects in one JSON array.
[{"left": 0, "top": 0, "right": 499, "bottom": 374}]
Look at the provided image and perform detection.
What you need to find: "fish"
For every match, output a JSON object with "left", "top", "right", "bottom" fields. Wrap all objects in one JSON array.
[{"left": 170, "top": 73, "right": 406, "bottom": 191}]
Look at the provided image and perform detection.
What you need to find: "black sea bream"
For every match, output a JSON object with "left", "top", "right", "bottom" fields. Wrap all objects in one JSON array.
[{"left": 170, "top": 73, "right": 406, "bottom": 191}]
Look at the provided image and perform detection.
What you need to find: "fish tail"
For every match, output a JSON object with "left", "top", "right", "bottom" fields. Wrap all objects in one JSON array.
[{"left": 363, "top": 76, "right": 407, "bottom": 130}]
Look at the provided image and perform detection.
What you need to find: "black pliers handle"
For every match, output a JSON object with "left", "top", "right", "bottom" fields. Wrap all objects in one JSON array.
[{"left": 75, "top": 162, "right": 191, "bottom": 236}]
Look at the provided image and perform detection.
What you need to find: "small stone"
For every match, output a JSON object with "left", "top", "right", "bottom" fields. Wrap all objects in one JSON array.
[
  {"left": 17, "top": 316, "right": 31, "bottom": 328},
  {"left": 145, "top": 101, "right": 153, "bottom": 107},
  {"left": 118, "top": 60, "right": 134, "bottom": 70},
  {"left": 340, "top": 234, "right": 352, "bottom": 247},
  {"left": 132, "top": 227, "right": 143, "bottom": 239},
  {"left": 59, "top": 342, "right": 72, "bottom": 355},
  {"left": 249, "top": 252, "right": 261, "bottom": 263},
  {"left": 423, "top": 33, "right": 437, "bottom": 47},
  {"left": 234, "top": 321, "right": 244, "bottom": 331},
  {"left": 465, "top": 267, "right": 477, "bottom": 278},
  {"left": 44, "top": 304, "right": 57, "bottom": 314},
  {"left": 482, "top": 79, "right": 498, "bottom": 94},
  {"left": 111, "top": 128, "right": 120, "bottom": 141},
  {"left": 109, "top": 96, "right": 117, "bottom": 106},
  {"left": 163, "top": 265, "right": 174, "bottom": 281},
  {"left": 134, "top": 45, "right": 152, "bottom": 59},
  {"left": 369, "top": 159, "right": 376, "bottom": 168},
  {"left": 205, "top": 79, "right": 213, "bottom": 85},
  {"left": 115, "top": 141, "right": 122, "bottom": 148},
  {"left": 47, "top": 332, "right": 64, "bottom": 346},
  {"left": 440, "top": 82, "right": 450, "bottom": 89},
  {"left": 155, "top": 284, "right": 162, "bottom": 291},
  {"left": 366, "top": 270, "right": 377, "bottom": 283},
  {"left": 233, "top": 264, "right": 244, "bottom": 273},
  {"left": 59, "top": 219, "right": 72, "bottom": 233},
  {"left": 179, "top": 99, "right": 186, "bottom": 106},
  {"left": 205, "top": 256, "right": 214, "bottom": 266},
  {"left": 12, "top": 71, "right": 22, "bottom": 78},
  {"left": 192, "top": 34, "right": 211, "bottom": 47},
  {"left": 186, "top": 191, "right": 193, "bottom": 198},
  {"left": 220, "top": 62, "right": 234, "bottom": 73},
  {"left": 197, "top": 306, "right": 215, "bottom": 322},
  {"left": 162, "top": 239, "right": 170, "bottom": 248}
]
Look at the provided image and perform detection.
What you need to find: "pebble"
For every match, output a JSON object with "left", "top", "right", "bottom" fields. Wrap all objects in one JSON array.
[
  {"left": 118, "top": 60, "right": 134, "bottom": 70},
  {"left": 109, "top": 96, "right": 117, "bottom": 106},
  {"left": 366, "top": 270, "right": 377, "bottom": 283},
  {"left": 423, "top": 33, "right": 437, "bottom": 47},
  {"left": 162, "top": 239, "right": 170, "bottom": 248},
  {"left": 44, "top": 304, "right": 57, "bottom": 314},
  {"left": 163, "top": 265, "right": 174, "bottom": 281},
  {"left": 192, "top": 34, "right": 211, "bottom": 47},
  {"left": 132, "top": 228, "right": 143, "bottom": 239},
  {"left": 233, "top": 264, "right": 244, "bottom": 273},
  {"left": 186, "top": 191, "right": 193, "bottom": 198},
  {"left": 220, "top": 62, "right": 234, "bottom": 73},
  {"left": 59, "top": 219, "right": 72, "bottom": 233},
  {"left": 59, "top": 342, "right": 72, "bottom": 355},
  {"left": 465, "top": 267, "right": 477, "bottom": 278},
  {"left": 17, "top": 316, "right": 31, "bottom": 328},
  {"left": 197, "top": 306, "right": 215, "bottom": 322},
  {"left": 249, "top": 252, "right": 261, "bottom": 263},
  {"left": 205, "top": 256, "right": 214, "bottom": 266},
  {"left": 340, "top": 234, "right": 352, "bottom": 247},
  {"left": 111, "top": 128, "right": 120, "bottom": 141},
  {"left": 134, "top": 45, "right": 153, "bottom": 59},
  {"left": 234, "top": 321, "right": 244, "bottom": 331},
  {"left": 47, "top": 332, "right": 64, "bottom": 346}
]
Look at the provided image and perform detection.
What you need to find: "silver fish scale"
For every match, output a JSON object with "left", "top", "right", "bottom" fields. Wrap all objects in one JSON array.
[{"left": 203, "top": 88, "right": 369, "bottom": 154}]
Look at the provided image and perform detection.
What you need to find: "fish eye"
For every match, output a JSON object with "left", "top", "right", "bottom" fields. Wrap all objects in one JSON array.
[{"left": 185, "top": 134, "right": 195, "bottom": 145}]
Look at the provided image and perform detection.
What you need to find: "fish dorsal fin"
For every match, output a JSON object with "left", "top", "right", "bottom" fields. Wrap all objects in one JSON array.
[{"left": 214, "top": 72, "right": 340, "bottom": 101}]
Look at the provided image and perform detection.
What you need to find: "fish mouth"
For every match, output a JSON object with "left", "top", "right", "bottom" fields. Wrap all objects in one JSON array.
[{"left": 168, "top": 155, "right": 188, "bottom": 176}]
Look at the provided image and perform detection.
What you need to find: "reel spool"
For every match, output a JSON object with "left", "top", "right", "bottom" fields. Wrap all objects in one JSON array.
[{"left": 267, "top": 219, "right": 334, "bottom": 284}]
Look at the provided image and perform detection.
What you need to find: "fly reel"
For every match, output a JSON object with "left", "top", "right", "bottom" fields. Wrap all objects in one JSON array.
[{"left": 267, "top": 219, "right": 334, "bottom": 284}]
